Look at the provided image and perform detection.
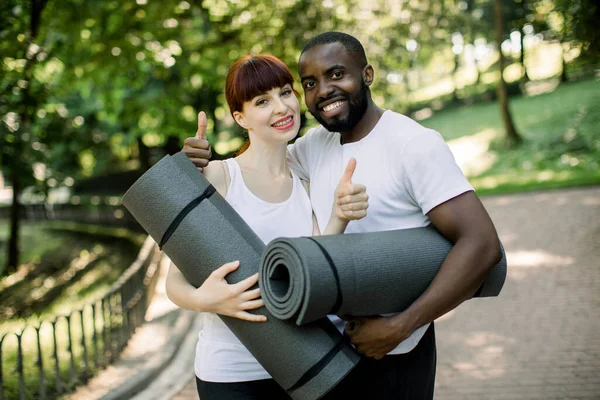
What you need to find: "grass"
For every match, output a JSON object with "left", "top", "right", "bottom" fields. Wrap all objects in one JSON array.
[
  {"left": 0, "top": 220, "right": 143, "bottom": 326},
  {"left": 0, "top": 221, "right": 144, "bottom": 399},
  {"left": 419, "top": 79, "right": 600, "bottom": 195}
]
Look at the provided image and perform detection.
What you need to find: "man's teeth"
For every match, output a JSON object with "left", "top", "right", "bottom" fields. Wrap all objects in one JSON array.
[
  {"left": 273, "top": 116, "right": 292, "bottom": 127},
  {"left": 322, "top": 101, "right": 344, "bottom": 112}
]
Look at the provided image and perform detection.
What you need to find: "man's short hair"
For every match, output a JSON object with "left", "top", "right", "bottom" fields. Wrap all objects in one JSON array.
[{"left": 301, "top": 32, "right": 368, "bottom": 67}]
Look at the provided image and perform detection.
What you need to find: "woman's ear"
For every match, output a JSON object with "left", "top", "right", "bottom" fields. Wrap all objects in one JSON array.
[{"left": 233, "top": 111, "right": 248, "bottom": 130}]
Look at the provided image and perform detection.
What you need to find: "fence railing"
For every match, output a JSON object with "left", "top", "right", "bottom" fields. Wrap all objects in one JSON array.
[
  {"left": 0, "top": 212, "right": 161, "bottom": 399},
  {"left": 0, "top": 202, "right": 140, "bottom": 231}
]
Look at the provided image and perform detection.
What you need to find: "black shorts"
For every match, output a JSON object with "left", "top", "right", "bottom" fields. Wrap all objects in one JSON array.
[
  {"left": 323, "top": 322, "right": 437, "bottom": 400},
  {"left": 196, "top": 377, "right": 289, "bottom": 400}
]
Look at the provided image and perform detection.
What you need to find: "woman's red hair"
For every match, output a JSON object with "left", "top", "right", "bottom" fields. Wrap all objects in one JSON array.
[{"left": 225, "top": 55, "right": 296, "bottom": 154}]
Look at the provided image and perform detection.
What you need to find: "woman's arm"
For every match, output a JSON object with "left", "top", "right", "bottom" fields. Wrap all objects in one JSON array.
[
  {"left": 165, "top": 262, "right": 267, "bottom": 322},
  {"left": 164, "top": 158, "right": 266, "bottom": 322},
  {"left": 316, "top": 158, "right": 369, "bottom": 236}
]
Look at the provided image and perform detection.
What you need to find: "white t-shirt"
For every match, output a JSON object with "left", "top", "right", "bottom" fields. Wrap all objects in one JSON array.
[
  {"left": 287, "top": 110, "right": 473, "bottom": 354},
  {"left": 195, "top": 158, "right": 313, "bottom": 382}
]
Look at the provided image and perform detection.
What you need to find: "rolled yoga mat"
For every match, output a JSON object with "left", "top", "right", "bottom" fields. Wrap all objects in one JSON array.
[
  {"left": 122, "top": 152, "right": 360, "bottom": 400},
  {"left": 259, "top": 227, "right": 507, "bottom": 325}
]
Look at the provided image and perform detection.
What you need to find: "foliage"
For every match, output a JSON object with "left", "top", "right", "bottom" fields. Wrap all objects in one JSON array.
[{"left": 421, "top": 79, "right": 600, "bottom": 194}]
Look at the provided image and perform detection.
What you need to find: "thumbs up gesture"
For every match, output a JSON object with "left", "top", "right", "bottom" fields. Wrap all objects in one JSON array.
[
  {"left": 333, "top": 158, "right": 369, "bottom": 221},
  {"left": 182, "top": 111, "right": 212, "bottom": 171}
]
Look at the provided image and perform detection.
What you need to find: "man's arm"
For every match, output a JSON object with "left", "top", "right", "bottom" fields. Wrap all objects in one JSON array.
[
  {"left": 183, "top": 111, "right": 212, "bottom": 170},
  {"left": 346, "top": 191, "right": 501, "bottom": 358},
  {"left": 345, "top": 126, "right": 502, "bottom": 359}
]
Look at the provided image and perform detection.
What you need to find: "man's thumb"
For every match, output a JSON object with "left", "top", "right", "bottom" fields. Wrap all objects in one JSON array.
[
  {"left": 340, "top": 158, "right": 357, "bottom": 184},
  {"left": 196, "top": 111, "right": 208, "bottom": 140}
]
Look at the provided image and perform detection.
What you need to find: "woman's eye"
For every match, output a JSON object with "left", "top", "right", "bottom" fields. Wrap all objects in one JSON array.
[
  {"left": 282, "top": 89, "right": 292, "bottom": 96},
  {"left": 256, "top": 99, "right": 267, "bottom": 106}
]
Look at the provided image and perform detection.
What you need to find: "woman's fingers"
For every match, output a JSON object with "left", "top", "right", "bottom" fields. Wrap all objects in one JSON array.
[
  {"left": 209, "top": 261, "right": 240, "bottom": 280},
  {"left": 234, "top": 311, "right": 267, "bottom": 322},
  {"left": 241, "top": 298, "right": 265, "bottom": 310},
  {"left": 338, "top": 191, "right": 368, "bottom": 205},
  {"left": 340, "top": 201, "right": 369, "bottom": 211},
  {"left": 232, "top": 272, "right": 259, "bottom": 293},
  {"left": 240, "top": 287, "right": 262, "bottom": 301}
]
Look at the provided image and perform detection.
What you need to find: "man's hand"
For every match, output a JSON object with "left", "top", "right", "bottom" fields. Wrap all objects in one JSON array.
[
  {"left": 344, "top": 313, "right": 416, "bottom": 359},
  {"left": 183, "top": 111, "right": 212, "bottom": 171},
  {"left": 333, "top": 158, "right": 368, "bottom": 221}
]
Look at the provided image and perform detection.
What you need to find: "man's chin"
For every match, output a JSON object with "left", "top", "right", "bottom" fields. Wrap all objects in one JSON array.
[{"left": 315, "top": 115, "right": 351, "bottom": 133}]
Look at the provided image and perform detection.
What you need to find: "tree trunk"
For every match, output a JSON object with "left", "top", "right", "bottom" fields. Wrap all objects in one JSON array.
[
  {"left": 520, "top": 27, "right": 529, "bottom": 83},
  {"left": 494, "top": 0, "right": 522, "bottom": 146},
  {"left": 559, "top": 10, "right": 568, "bottom": 83},
  {"left": 137, "top": 136, "right": 152, "bottom": 170},
  {"left": 5, "top": 0, "right": 49, "bottom": 273},
  {"left": 7, "top": 175, "right": 21, "bottom": 272}
]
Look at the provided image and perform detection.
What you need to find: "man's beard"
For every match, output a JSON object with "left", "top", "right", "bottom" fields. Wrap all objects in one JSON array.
[{"left": 311, "top": 82, "right": 369, "bottom": 133}]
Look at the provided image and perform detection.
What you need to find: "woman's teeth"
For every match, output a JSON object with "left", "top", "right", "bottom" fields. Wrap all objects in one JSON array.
[{"left": 273, "top": 116, "right": 293, "bottom": 127}]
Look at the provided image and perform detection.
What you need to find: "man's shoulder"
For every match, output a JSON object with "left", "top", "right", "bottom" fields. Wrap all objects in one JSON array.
[
  {"left": 380, "top": 110, "right": 442, "bottom": 148},
  {"left": 294, "top": 124, "right": 337, "bottom": 148},
  {"left": 384, "top": 110, "right": 435, "bottom": 134}
]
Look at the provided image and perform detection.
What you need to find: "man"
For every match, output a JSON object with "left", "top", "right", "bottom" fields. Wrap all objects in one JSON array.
[{"left": 183, "top": 32, "right": 502, "bottom": 399}]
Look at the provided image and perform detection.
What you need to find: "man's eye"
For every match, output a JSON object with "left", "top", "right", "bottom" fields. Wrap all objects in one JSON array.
[
  {"left": 332, "top": 71, "right": 343, "bottom": 79},
  {"left": 303, "top": 82, "right": 315, "bottom": 89}
]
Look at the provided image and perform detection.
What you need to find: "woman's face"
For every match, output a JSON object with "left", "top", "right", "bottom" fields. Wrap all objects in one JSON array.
[{"left": 234, "top": 84, "right": 300, "bottom": 145}]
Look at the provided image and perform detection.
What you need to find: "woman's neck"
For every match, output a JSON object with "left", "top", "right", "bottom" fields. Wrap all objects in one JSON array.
[{"left": 235, "top": 139, "right": 290, "bottom": 178}]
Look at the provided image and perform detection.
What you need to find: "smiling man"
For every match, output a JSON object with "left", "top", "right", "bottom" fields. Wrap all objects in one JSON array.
[{"left": 181, "top": 32, "right": 502, "bottom": 400}]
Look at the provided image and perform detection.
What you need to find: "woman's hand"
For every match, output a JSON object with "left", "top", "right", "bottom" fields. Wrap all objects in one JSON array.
[
  {"left": 333, "top": 158, "right": 369, "bottom": 222},
  {"left": 194, "top": 261, "right": 267, "bottom": 322}
]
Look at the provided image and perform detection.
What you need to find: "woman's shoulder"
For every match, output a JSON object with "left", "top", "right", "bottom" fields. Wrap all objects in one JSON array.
[{"left": 204, "top": 160, "right": 230, "bottom": 197}]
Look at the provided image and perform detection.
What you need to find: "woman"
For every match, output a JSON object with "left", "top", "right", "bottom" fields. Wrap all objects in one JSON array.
[{"left": 165, "top": 55, "right": 368, "bottom": 399}]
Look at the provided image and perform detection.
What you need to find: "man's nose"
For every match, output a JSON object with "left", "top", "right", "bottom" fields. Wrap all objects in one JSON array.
[{"left": 317, "top": 80, "right": 334, "bottom": 99}]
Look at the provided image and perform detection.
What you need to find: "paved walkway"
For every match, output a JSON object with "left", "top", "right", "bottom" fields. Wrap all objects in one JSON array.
[{"left": 165, "top": 186, "right": 600, "bottom": 400}]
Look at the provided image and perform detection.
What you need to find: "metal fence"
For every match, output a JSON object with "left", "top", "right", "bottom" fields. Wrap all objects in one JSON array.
[
  {"left": 0, "top": 202, "right": 140, "bottom": 230},
  {"left": 0, "top": 204, "right": 161, "bottom": 400}
]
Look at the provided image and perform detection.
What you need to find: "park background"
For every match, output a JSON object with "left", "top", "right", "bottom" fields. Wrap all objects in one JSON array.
[{"left": 0, "top": 0, "right": 599, "bottom": 399}]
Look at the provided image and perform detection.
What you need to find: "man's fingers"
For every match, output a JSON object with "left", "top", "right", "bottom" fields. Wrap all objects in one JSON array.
[
  {"left": 232, "top": 272, "right": 259, "bottom": 293},
  {"left": 182, "top": 146, "right": 212, "bottom": 159},
  {"left": 183, "top": 138, "right": 211, "bottom": 154},
  {"left": 235, "top": 311, "right": 267, "bottom": 322},
  {"left": 189, "top": 158, "right": 209, "bottom": 169},
  {"left": 210, "top": 261, "right": 240, "bottom": 279},
  {"left": 339, "top": 158, "right": 357, "bottom": 184},
  {"left": 196, "top": 111, "right": 208, "bottom": 140}
]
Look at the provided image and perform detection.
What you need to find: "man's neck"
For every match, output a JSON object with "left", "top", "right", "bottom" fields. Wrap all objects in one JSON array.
[{"left": 340, "top": 102, "right": 385, "bottom": 144}]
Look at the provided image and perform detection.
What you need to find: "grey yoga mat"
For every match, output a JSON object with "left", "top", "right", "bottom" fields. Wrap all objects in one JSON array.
[
  {"left": 259, "top": 227, "right": 507, "bottom": 325},
  {"left": 122, "top": 152, "right": 360, "bottom": 400}
]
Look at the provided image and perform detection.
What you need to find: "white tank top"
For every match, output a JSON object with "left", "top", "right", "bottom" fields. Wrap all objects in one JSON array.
[{"left": 195, "top": 158, "right": 313, "bottom": 382}]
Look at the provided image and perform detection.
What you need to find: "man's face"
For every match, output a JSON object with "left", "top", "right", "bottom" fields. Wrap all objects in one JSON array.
[{"left": 299, "top": 42, "right": 370, "bottom": 133}]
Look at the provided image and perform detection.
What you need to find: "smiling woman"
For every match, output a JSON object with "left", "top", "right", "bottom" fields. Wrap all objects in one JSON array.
[{"left": 224, "top": 55, "right": 300, "bottom": 155}]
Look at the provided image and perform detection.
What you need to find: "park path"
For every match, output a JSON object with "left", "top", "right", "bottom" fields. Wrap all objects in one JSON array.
[{"left": 168, "top": 186, "right": 600, "bottom": 400}]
